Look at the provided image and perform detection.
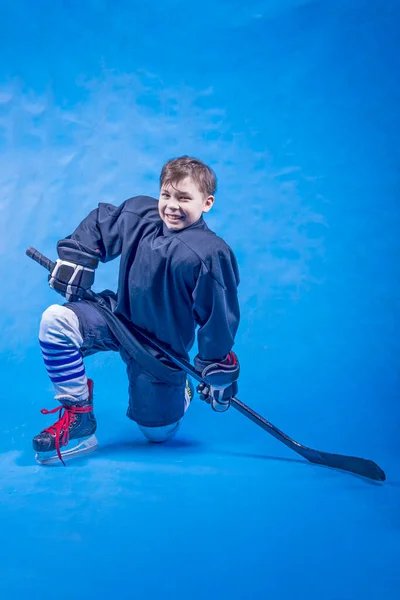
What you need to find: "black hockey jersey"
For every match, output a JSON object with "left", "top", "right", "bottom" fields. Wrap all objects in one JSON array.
[{"left": 62, "top": 195, "right": 240, "bottom": 382}]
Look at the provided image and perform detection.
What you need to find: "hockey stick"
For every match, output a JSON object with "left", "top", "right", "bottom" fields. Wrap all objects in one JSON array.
[{"left": 26, "top": 246, "right": 386, "bottom": 482}]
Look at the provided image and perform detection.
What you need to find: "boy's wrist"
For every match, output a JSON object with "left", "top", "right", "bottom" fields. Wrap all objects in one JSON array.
[{"left": 194, "top": 351, "right": 240, "bottom": 385}]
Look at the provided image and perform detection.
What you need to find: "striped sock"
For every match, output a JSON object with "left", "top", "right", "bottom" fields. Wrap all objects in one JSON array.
[{"left": 39, "top": 339, "right": 89, "bottom": 401}]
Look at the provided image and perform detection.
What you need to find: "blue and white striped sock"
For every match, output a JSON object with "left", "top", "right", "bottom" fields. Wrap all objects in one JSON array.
[{"left": 39, "top": 339, "right": 89, "bottom": 401}]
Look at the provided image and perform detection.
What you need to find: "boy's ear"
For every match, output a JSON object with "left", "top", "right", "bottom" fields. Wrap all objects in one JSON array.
[{"left": 203, "top": 195, "right": 214, "bottom": 213}]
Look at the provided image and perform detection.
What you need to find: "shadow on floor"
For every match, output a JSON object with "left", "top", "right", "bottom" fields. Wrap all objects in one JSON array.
[{"left": 13, "top": 437, "right": 389, "bottom": 486}]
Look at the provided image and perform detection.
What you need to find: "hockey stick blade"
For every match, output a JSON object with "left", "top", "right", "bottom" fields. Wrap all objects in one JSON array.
[
  {"left": 26, "top": 246, "right": 387, "bottom": 482},
  {"left": 231, "top": 397, "right": 386, "bottom": 481},
  {"left": 303, "top": 449, "right": 386, "bottom": 481}
]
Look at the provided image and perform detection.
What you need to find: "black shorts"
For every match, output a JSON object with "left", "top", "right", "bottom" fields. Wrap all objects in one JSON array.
[{"left": 65, "top": 300, "right": 187, "bottom": 428}]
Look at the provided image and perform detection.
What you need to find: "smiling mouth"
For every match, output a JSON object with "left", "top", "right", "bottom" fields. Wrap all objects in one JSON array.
[{"left": 165, "top": 214, "right": 184, "bottom": 220}]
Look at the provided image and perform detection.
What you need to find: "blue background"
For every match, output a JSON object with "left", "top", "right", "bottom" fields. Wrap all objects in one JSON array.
[{"left": 0, "top": 1, "right": 399, "bottom": 598}]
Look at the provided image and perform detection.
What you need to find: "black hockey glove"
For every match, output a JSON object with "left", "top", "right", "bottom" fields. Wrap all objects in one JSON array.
[
  {"left": 48, "top": 239, "right": 100, "bottom": 302},
  {"left": 195, "top": 351, "right": 240, "bottom": 412}
]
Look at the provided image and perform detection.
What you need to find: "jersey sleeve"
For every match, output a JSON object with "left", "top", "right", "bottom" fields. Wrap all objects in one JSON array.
[
  {"left": 192, "top": 249, "right": 240, "bottom": 368},
  {"left": 63, "top": 201, "right": 126, "bottom": 263}
]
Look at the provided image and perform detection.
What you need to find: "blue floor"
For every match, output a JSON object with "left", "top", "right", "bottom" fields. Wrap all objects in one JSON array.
[{"left": 1, "top": 1, "right": 399, "bottom": 598}]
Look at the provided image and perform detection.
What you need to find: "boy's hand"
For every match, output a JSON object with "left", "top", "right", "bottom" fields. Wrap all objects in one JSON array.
[
  {"left": 49, "top": 239, "right": 100, "bottom": 302},
  {"left": 196, "top": 351, "right": 240, "bottom": 412},
  {"left": 196, "top": 380, "right": 238, "bottom": 412}
]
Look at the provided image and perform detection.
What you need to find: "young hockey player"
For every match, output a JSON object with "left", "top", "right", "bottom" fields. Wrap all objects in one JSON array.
[{"left": 33, "top": 156, "right": 241, "bottom": 464}]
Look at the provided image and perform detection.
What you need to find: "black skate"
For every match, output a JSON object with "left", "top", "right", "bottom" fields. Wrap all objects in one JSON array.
[{"left": 33, "top": 379, "right": 98, "bottom": 465}]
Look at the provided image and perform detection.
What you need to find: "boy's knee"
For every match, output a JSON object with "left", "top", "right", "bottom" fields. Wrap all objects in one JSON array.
[
  {"left": 39, "top": 304, "right": 82, "bottom": 346},
  {"left": 40, "top": 304, "right": 69, "bottom": 333},
  {"left": 138, "top": 421, "right": 181, "bottom": 443},
  {"left": 41, "top": 303, "right": 67, "bottom": 326}
]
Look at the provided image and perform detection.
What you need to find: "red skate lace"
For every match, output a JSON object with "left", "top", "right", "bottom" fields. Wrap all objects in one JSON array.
[{"left": 40, "top": 404, "right": 93, "bottom": 465}]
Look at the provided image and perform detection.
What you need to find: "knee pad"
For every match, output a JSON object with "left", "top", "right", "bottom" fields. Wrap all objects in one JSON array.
[
  {"left": 139, "top": 421, "right": 181, "bottom": 443},
  {"left": 39, "top": 304, "right": 83, "bottom": 346},
  {"left": 40, "top": 303, "right": 67, "bottom": 330}
]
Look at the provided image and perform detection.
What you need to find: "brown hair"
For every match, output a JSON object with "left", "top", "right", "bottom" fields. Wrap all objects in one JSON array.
[{"left": 160, "top": 156, "right": 217, "bottom": 196}]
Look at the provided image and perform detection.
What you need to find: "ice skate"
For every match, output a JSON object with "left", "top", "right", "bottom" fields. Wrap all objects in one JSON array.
[
  {"left": 33, "top": 379, "right": 98, "bottom": 465},
  {"left": 185, "top": 376, "right": 194, "bottom": 407}
]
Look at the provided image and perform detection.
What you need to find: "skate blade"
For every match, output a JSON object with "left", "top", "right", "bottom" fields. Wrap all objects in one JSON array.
[{"left": 35, "top": 435, "right": 99, "bottom": 465}]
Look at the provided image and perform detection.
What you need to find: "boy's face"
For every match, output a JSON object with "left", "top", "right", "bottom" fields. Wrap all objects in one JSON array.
[{"left": 159, "top": 176, "right": 214, "bottom": 231}]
